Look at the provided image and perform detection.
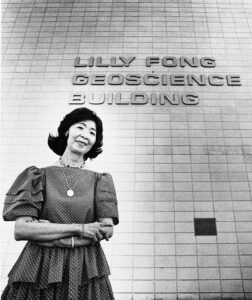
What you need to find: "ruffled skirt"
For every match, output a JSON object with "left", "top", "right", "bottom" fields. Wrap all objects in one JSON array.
[
  {"left": 2, "top": 277, "right": 114, "bottom": 300},
  {"left": 1, "top": 242, "right": 114, "bottom": 300}
]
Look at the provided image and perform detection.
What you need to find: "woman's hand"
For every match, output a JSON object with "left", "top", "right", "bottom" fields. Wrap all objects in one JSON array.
[
  {"left": 99, "top": 223, "right": 113, "bottom": 241},
  {"left": 94, "top": 218, "right": 114, "bottom": 242},
  {"left": 80, "top": 222, "right": 104, "bottom": 242}
]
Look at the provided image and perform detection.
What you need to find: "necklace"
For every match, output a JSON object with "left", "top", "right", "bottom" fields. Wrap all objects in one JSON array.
[
  {"left": 59, "top": 158, "right": 85, "bottom": 197},
  {"left": 59, "top": 157, "right": 85, "bottom": 169},
  {"left": 61, "top": 168, "right": 80, "bottom": 197}
]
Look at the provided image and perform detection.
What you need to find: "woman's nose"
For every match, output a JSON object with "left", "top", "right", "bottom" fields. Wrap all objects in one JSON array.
[{"left": 80, "top": 130, "right": 89, "bottom": 139}]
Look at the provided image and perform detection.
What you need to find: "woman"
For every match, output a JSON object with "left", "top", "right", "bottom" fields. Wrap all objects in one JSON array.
[{"left": 2, "top": 107, "right": 119, "bottom": 300}]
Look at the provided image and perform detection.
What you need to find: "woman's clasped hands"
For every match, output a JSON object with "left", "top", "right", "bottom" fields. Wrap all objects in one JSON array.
[
  {"left": 80, "top": 221, "right": 113, "bottom": 242},
  {"left": 30, "top": 219, "right": 113, "bottom": 248}
]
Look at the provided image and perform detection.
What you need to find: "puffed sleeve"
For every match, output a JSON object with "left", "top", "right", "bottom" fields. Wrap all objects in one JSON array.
[
  {"left": 95, "top": 173, "right": 119, "bottom": 225},
  {"left": 3, "top": 166, "right": 45, "bottom": 221}
]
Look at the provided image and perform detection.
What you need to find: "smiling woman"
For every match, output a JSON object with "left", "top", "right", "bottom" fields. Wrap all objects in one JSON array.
[
  {"left": 2, "top": 107, "right": 119, "bottom": 300},
  {"left": 48, "top": 107, "right": 103, "bottom": 161},
  {"left": 64, "top": 120, "right": 97, "bottom": 164}
]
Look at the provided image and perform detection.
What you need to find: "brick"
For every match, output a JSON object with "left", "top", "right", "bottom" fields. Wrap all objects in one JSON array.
[
  {"left": 221, "top": 280, "right": 243, "bottom": 292},
  {"left": 199, "top": 280, "right": 221, "bottom": 293}
]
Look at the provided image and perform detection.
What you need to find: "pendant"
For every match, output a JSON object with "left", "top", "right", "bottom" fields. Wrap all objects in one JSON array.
[{"left": 67, "top": 189, "right": 74, "bottom": 197}]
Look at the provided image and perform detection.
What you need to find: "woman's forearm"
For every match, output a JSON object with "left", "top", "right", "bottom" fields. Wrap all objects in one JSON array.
[
  {"left": 74, "top": 236, "right": 93, "bottom": 247},
  {"left": 15, "top": 216, "right": 82, "bottom": 241}
]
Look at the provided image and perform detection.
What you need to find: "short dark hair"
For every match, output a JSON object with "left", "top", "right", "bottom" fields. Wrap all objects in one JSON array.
[{"left": 48, "top": 107, "right": 103, "bottom": 160}]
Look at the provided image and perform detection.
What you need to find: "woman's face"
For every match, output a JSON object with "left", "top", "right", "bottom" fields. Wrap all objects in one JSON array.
[{"left": 66, "top": 120, "right": 96, "bottom": 156}]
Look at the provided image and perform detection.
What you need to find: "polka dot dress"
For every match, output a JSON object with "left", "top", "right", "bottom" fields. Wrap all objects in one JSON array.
[{"left": 2, "top": 166, "right": 119, "bottom": 300}]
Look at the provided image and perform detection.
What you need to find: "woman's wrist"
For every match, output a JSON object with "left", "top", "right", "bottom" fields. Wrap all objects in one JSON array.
[
  {"left": 79, "top": 224, "right": 89, "bottom": 238},
  {"left": 75, "top": 224, "right": 83, "bottom": 236}
]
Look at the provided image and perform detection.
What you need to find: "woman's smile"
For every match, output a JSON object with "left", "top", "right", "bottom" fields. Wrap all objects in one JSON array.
[{"left": 75, "top": 139, "right": 88, "bottom": 146}]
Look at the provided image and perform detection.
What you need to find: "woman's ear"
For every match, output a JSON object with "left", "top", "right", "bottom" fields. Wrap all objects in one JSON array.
[{"left": 65, "top": 131, "right": 68, "bottom": 136}]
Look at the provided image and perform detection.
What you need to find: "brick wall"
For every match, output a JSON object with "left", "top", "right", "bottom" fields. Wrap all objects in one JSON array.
[{"left": 1, "top": 0, "right": 252, "bottom": 299}]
